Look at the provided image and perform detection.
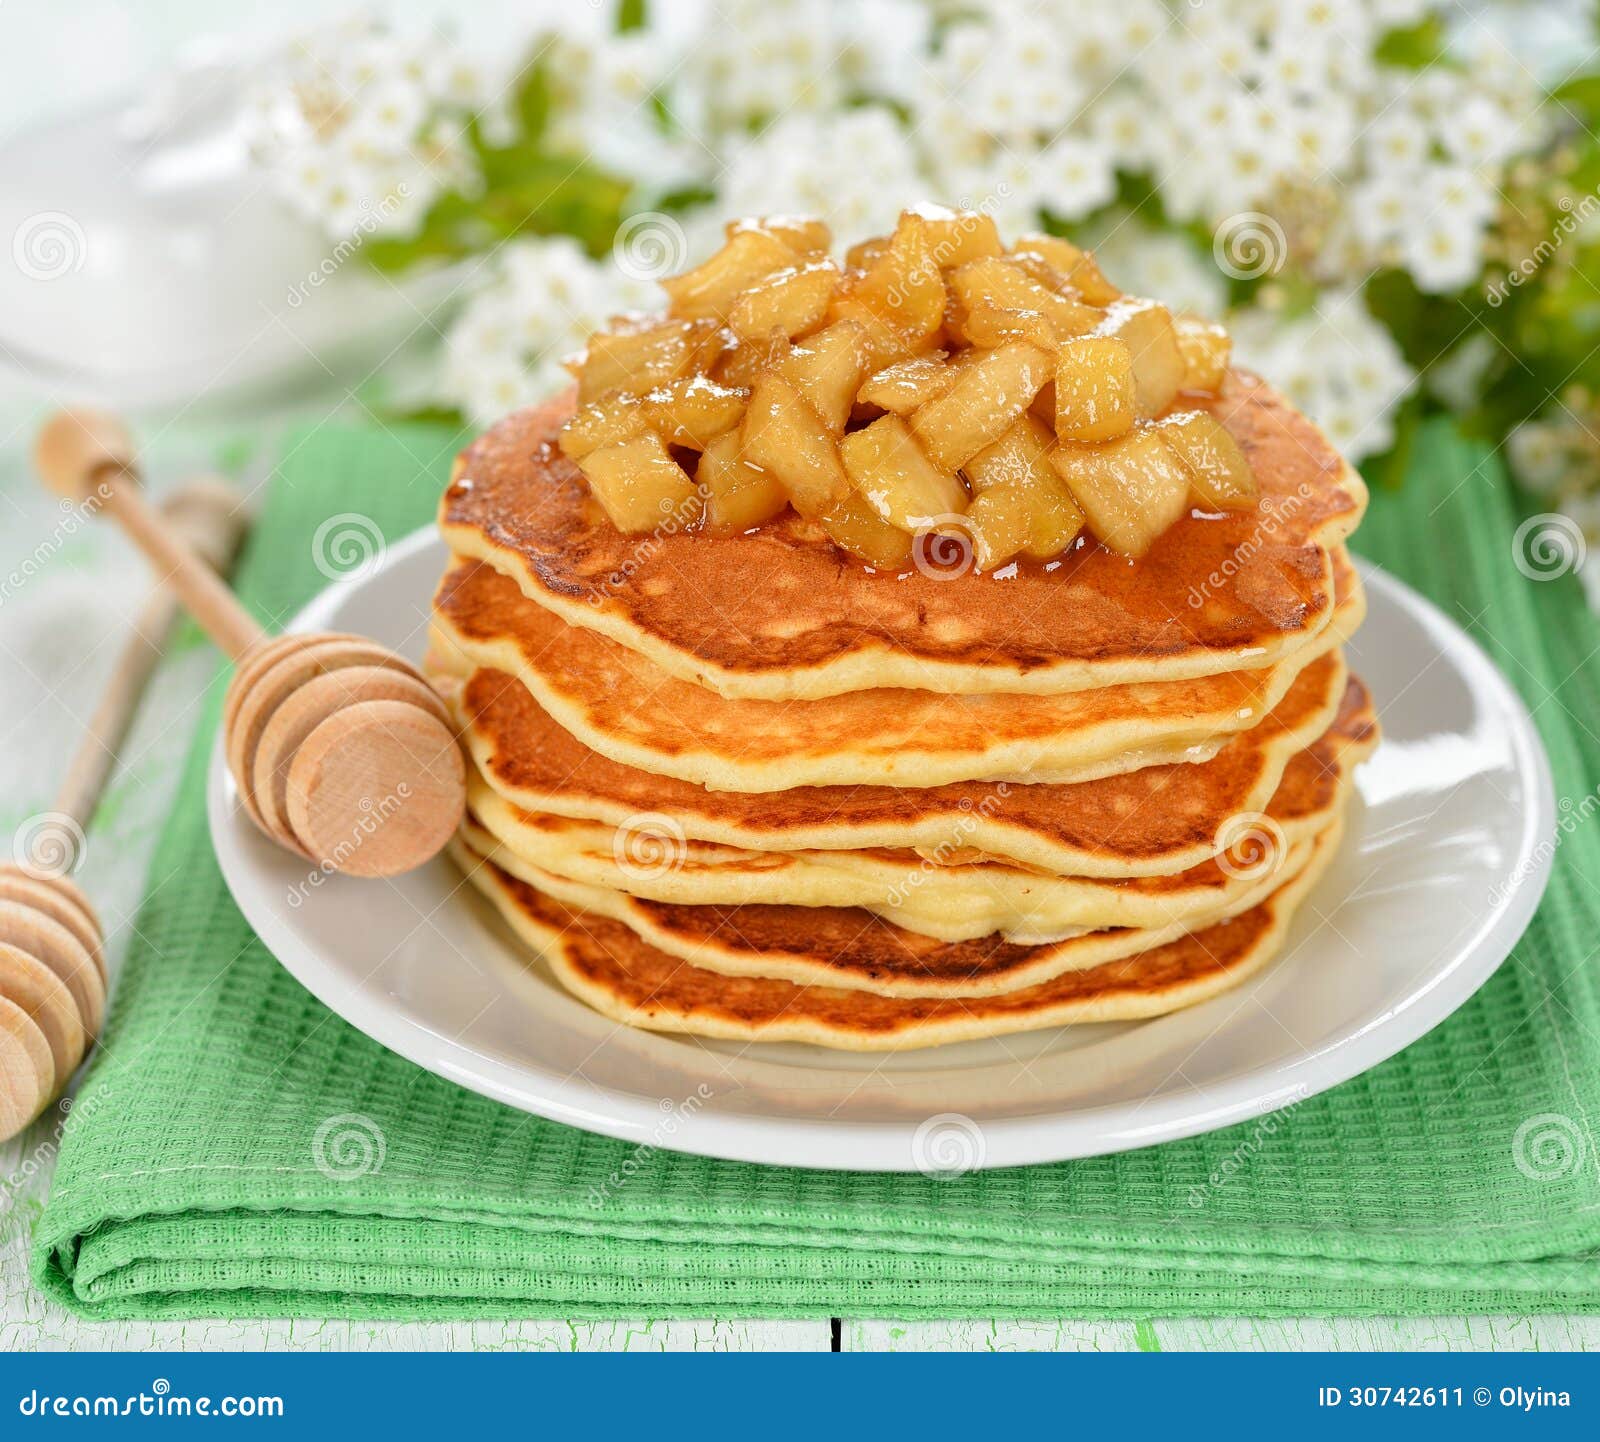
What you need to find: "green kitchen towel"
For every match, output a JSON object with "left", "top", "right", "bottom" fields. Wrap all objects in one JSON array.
[{"left": 32, "top": 418, "right": 1600, "bottom": 1320}]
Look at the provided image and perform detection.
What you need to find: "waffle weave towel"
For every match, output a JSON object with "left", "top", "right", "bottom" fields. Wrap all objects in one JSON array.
[{"left": 33, "top": 419, "right": 1600, "bottom": 1319}]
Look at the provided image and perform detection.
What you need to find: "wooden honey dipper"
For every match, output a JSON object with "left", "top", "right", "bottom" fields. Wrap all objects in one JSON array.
[
  {"left": 33, "top": 409, "right": 466, "bottom": 885},
  {"left": 0, "top": 478, "right": 250, "bottom": 1140}
]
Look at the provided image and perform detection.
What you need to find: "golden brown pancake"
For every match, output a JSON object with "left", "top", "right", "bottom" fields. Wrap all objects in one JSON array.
[
  {"left": 462, "top": 678, "right": 1373, "bottom": 971},
  {"left": 430, "top": 549, "right": 1363, "bottom": 792},
  {"left": 439, "top": 372, "right": 1366, "bottom": 700},
  {"left": 450, "top": 819, "right": 1343, "bottom": 1049},
  {"left": 462, "top": 669, "right": 1370, "bottom": 940},
  {"left": 438, "top": 646, "right": 1350, "bottom": 879},
  {"left": 460, "top": 816, "right": 1315, "bottom": 997}
]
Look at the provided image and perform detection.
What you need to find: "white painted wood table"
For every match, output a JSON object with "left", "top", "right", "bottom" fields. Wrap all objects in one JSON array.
[{"left": 2, "top": 413, "right": 1597, "bottom": 1354}]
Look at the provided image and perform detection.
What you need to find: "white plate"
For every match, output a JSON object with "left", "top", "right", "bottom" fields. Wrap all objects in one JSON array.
[{"left": 211, "top": 529, "right": 1555, "bottom": 1171}]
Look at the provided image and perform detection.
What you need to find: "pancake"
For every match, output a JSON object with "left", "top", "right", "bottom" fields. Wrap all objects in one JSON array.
[
  {"left": 462, "top": 672, "right": 1370, "bottom": 939},
  {"left": 431, "top": 549, "right": 1363, "bottom": 793},
  {"left": 449, "top": 818, "right": 1343, "bottom": 1048},
  {"left": 437, "top": 646, "right": 1351, "bottom": 879},
  {"left": 440, "top": 371, "right": 1366, "bottom": 700},
  {"left": 459, "top": 815, "right": 1317, "bottom": 997}
]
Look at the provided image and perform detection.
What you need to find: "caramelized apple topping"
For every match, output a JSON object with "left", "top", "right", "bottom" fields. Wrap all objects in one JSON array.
[{"left": 558, "top": 209, "right": 1253, "bottom": 563}]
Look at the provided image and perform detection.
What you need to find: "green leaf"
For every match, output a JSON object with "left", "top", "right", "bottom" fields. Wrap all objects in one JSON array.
[
  {"left": 616, "top": 0, "right": 648, "bottom": 34},
  {"left": 510, "top": 53, "right": 554, "bottom": 147},
  {"left": 1374, "top": 16, "right": 1448, "bottom": 70}
]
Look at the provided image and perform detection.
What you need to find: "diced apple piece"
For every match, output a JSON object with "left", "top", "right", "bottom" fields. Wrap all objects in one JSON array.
[
  {"left": 577, "top": 318, "right": 721, "bottom": 404},
  {"left": 662, "top": 230, "right": 797, "bottom": 322},
  {"left": 828, "top": 213, "right": 946, "bottom": 363},
  {"left": 778, "top": 320, "right": 868, "bottom": 432},
  {"left": 907, "top": 204, "right": 1005, "bottom": 268},
  {"left": 817, "top": 491, "right": 914, "bottom": 570},
  {"left": 560, "top": 395, "right": 647, "bottom": 459},
  {"left": 949, "top": 259, "right": 1100, "bottom": 338},
  {"left": 727, "top": 215, "right": 831, "bottom": 256},
  {"left": 641, "top": 376, "right": 747, "bottom": 450},
  {"left": 841, "top": 415, "right": 968, "bottom": 530},
  {"left": 697, "top": 430, "right": 789, "bottom": 534},
  {"left": 964, "top": 418, "right": 1084, "bottom": 559},
  {"left": 729, "top": 262, "right": 840, "bottom": 342},
  {"left": 857, "top": 353, "right": 958, "bottom": 415},
  {"left": 1174, "top": 315, "right": 1232, "bottom": 394},
  {"left": 578, "top": 433, "right": 699, "bottom": 533},
  {"left": 711, "top": 332, "right": 786, "bottom": 389},
  {"left": 1048, "top": 427, "right": 1192, "bottom": 558},
  {"left": 1158, "top": 410, "right": 1258, "bottom": 510},
  {"left": 1054, "top": 336, "right": 1137, "bottom": 443},
  {"left": 964, "top": 414, "right": 1056, "bottom": 494},
  {"left": 1020, "top": 479, "right": 1086, "bottom": 560},
  {"left": 954, "top": 305, "right": 1064, "bottom": 352},
  {"left": 845, "top": 236, "right": 887, "bottom": 270},
  {"left": 1013, "top": 234, "right": 1121, "bottom": 305},
  {"left": 910, "top": 342, "right": 1053, "bottom": 471},
  {"left": 1097, "top": 299, "right": 1185, "bottom": 419},
  {"left": 964, "top": 483, "right": 1037, "bottom": 571},
  {"left": 740, "top": 373, "right": 850, "bottom": 517}
]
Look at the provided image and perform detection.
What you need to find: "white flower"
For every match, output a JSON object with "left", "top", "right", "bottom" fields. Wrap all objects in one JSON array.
[
  {"left": 1232, "top": 290, "right": 1415, "bottom": 462},
  {"left": 1094, "top": 226, "right": 1227, "bottom": 318},
  {"left": 1088, "top": 88, "right": 1159, "bottom": 170},
  {"left": 1363, "top": 109, "right": 1432, "bottom": 175},
  {"left": 1347, "top": 171, "right": 1418, "bottom": 255},
  {"left": 442, "top": 236, "right": 646, "bottom": 427},
  {"left": 718, "top": 108, "right": 926, "bottom": 246},
  {"left": 1507, "top": 421, "right": 1576, "bottom": 497},
  {"left": 1438, "top": 94, "right": 1521, "bottom": 168},
  {"left": 1033, "top": 136, "right": 1116, "bottom": 221}
]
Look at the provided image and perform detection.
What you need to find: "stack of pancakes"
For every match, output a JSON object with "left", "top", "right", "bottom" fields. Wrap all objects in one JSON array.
[{"left": 429, "top": 373, "right": 1373, "bottom": 1050}]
